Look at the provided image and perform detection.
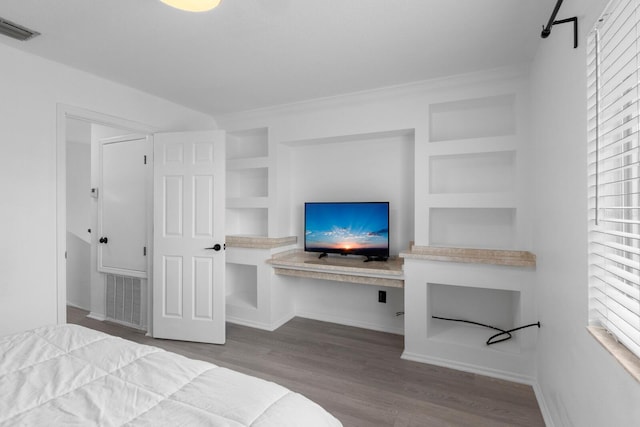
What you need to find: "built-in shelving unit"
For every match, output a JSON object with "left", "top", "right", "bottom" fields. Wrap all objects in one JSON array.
[
  {"left": 405, "top": 88, "right": 536, "bottom": 382},
  {"left": 221, "top": 71, "right": 536, "bottom": 382},
  {"left": 226, "top": 127, "right": 270, "bottom": 237},
  {"left": 225, "top": 128, "right": 299, "bottom": 330},
  {"left": 425, "top": 94, "right": 519, "bottom": 249}
]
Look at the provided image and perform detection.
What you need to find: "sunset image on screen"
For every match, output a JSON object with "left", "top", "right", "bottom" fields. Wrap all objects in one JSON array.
[{"left": 305, "top": 203, "right": 389, "bottom": 254}]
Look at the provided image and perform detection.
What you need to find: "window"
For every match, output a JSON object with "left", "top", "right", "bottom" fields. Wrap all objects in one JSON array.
[{"left": 587, "top": 0, "right": 640, "bottom": 360}]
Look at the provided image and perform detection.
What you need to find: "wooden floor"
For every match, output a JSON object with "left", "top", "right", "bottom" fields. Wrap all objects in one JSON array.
[{"left": 68, "top": 307, "right": 544, "bottom": 427}]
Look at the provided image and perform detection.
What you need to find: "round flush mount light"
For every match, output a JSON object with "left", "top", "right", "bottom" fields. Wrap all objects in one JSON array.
[{"left": 160, "top": 0, "right": 222, "bottom": 12}]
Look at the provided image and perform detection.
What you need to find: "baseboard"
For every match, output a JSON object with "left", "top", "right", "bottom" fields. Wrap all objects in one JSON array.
[
  {"left": 104, "top": 317, "right": 147, "bottom": 332},
  {"left": 271, "top": 312, "right": 296, "bottom": 330},
  {"left": 401, "top": 350, "right": 535, "bottom": 385},
  {"left": 87, "top": 312, "right": 106, "bottom": 322},
  {"left": 66, "top": 302, "right": 90, "bottom": 311},
  {"left": 532, "top": 380, "right": 555, "bottom": 427},
  {"left": 296, "top": 310, "right": 404, "bottom": 335}
]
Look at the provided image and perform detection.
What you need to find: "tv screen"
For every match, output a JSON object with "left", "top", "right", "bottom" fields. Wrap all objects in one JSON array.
[{"left": 304, "top": 202, "right": 389, "bottom": 260}]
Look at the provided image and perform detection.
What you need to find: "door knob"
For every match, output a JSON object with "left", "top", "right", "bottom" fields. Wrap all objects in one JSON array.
[
  {"left": 205, "top": 243, "right": 222, "bottom": 251},
  {"left": 99, "top": 237, "right": 108, "bottom": 244}
]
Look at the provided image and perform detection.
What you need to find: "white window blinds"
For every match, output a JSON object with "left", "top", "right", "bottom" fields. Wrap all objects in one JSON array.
[{"left": 587, "top": 0, "right": 640, "bottom": 359}]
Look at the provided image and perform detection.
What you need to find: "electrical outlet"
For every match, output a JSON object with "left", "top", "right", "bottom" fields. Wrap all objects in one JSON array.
[{"left": 378, "top": 290, "right": 386, "bottom": 303}]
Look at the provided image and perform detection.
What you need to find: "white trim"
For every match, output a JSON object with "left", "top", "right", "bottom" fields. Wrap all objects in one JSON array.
[
  {"left": 401, "top": 350, "right": 535, "bottom": 385},
  {"left": 87, "top": 312, "right": 107, "bottom": 322},
  {"left": 217, "top": 65, "right": 529, "bottom": 126},
  {"left": 295, "top": 310, "right": 404, "bottom": 336},
  {"left": 65, "top": 302, "right": 90, "bottom": 311},
  {"left": 532, "top": 380, "right": 556, "bottom": 427},
  {"left": 103, "top": 316, "right": 147, "bottom": 332}
]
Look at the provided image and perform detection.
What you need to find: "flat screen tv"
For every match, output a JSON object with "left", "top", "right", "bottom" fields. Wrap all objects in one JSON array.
[{"left": 304, "top": 202, "right": 389, "bottom": 261}]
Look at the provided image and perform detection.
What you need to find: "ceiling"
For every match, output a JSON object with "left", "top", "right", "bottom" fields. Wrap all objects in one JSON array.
[{"left": 0, "top": 0, "right": 554, "bottom": 116}]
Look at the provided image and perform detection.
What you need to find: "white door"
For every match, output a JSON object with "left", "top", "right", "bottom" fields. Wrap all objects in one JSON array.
[
  {"left": 153, "top": 131, "right": 226, "bottom": 344},
  {"left": 98, "top": 135, "right": 150, "bottom": 278}
]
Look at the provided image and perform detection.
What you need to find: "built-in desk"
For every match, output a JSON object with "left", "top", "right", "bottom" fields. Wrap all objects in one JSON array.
[{"left": 267, "top": 250, "right": 404, "bottom": 288}]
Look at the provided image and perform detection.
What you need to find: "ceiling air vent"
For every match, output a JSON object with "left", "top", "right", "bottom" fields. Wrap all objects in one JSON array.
[{"left": 0, "top": 17, "right": 40, "bottom": 41}]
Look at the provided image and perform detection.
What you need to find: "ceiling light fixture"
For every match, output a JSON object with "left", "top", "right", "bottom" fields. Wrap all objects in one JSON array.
[{"left": 160, "top": 0, "right": 222, "bottom": 12}]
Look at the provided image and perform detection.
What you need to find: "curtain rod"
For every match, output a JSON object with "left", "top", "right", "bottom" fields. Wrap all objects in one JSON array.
[{"left": 541, "top": 0, "right": 578, "bottom": 48}]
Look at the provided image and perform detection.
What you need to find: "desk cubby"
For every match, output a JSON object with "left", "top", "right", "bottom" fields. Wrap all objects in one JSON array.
[{"left": 267, "top": 250, "right": 404, "bottom": 288}]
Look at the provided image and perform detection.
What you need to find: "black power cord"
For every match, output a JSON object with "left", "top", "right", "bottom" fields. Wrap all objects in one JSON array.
[{"left": 432, "top": 316, "right": 541, "bottom": 346}]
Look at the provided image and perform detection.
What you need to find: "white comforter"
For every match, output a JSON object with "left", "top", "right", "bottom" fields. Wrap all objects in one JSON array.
[{"left": 0, "top": 324, "right": 342, "bottom": 426}]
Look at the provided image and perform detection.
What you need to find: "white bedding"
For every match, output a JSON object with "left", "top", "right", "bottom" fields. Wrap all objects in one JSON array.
[{"left": 0, "top": 324, "right": 342, "bottom": 426}]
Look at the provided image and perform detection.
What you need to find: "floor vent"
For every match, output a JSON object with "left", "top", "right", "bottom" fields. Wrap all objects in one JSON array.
[
  {"left": 105, "top": 274, "right": 144, "bottom": 329},
  {"left": 0, "top": 17, "right": 40, "bottom": 41}
]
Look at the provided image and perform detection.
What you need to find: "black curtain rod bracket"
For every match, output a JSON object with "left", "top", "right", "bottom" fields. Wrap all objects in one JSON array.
[{"left": 541, "top": 0, "right": 578, "bottom": 48}]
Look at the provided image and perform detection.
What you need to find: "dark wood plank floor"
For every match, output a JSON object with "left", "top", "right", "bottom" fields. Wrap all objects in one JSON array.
[{"left": 67, "top": 306, "right": 545, "bottom": 427}]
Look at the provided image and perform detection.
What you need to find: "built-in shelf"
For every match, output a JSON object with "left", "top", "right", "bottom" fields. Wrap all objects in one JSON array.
[
  {"left": 226, "top": 208, "right": 268, "bottom": 237},
  {"left": 226, "top": 128, "right": 268, "bottom": 160},
  {"left": 227, "top": 157, "right": 270, "bottom": 170},
  {"left": 425, "top": 193, "right": 516, "bottom": 208},
  {"left": 428, "top": 317, "right": 522, "bottom": 354},
  {"left": 429, "top": 94, "right": 516, "bottom": 142},
  {"left": 428, "top": 207, "right": 517, "bottom": 250},
  {"left": 226, "top": 235, "right": 297, "bottom": 249},
  {"left": 226, "top": 263, "right": 258, "bottom": 309},
  {"left": 429, "top": 151, "right": 515, "bottom": 195},
  {"left": 267, "top": 250, "right": 404, "bottom": 288},
  {"left": 227, "top": 168, "right": 268, "bottom": 199},
  {"left": 226, "top": 127, "right": 270, "bottom": 237},
  {"left": 425, "top": 135, "right": 517, "bottom": 156},
  {"left": 227, "top": 291, "right": 257, "bottom": 310},
  {"left": 226, "top": 197, "right": 269, "bottom": 209},
  {"left": 401, "top": 245, "right": 536, "bottom": 267}
]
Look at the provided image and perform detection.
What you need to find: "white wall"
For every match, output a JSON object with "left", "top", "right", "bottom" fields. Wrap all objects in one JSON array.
[
  {"left": 530, "top": 0, "right": 640, "bottom": 425},
  {"left": 0, "top": 42, "right": 215, "bottom": 336}
]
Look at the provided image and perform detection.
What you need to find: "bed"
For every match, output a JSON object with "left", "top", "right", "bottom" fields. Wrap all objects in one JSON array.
[{"left": 0, "top": 324, "right": 342, "bottom": 426}]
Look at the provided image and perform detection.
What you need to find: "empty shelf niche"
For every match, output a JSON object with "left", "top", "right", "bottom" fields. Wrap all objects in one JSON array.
[
  {"left": 429, "top": 94, "right": 516, "bottom": 142},
  {"left": 428, "top": 283, "right": 521, "bottom": 353},
  {"left": 227, "top": 128, "right": 268, "bottom": 160},
  {"left": 227, "top": 208, "right": 268, "bottom": 237},
  {"left": 226, "top": 263, "right": 258, "bottom": 309},
  {"left": 227, "top": 167, "right": 268, "bottom": 198},
  {"left": 429, "top": 151, "right": 515, "bottom": 194},
  {"left": 429, "top": 208, "right": 516, "bottom": 249}
]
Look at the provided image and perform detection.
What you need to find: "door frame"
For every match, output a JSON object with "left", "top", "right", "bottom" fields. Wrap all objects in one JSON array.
[{"left": 56, "top": 104, "right": 156, "bottom": 329}]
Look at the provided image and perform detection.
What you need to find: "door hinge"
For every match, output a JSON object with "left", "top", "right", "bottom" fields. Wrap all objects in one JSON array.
[
  {"left": 65, "top": 251, "right": 67, "bottom": 259},
  {"left": 143, "top": 246, "right": 147, "bottom": 256},
  {"left": 144, "top": 155, "right": 147, "bottom": 165}
]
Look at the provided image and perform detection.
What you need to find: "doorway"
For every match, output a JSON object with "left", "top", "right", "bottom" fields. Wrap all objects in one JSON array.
[
  {"left": 57, "top": 105, "right": 155, "bottom": 330},
  {"left": 65, "top": 118, "right": 91, "bottom": 311}
]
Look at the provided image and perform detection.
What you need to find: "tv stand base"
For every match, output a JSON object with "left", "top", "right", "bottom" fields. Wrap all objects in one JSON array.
[{"left": 364, "top": 256, "right": 388, "bottom": 262}]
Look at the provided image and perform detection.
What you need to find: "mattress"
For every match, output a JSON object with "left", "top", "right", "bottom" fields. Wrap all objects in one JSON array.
[{"left": 0, "top": 324, "right": 342, "bottom": 426}]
